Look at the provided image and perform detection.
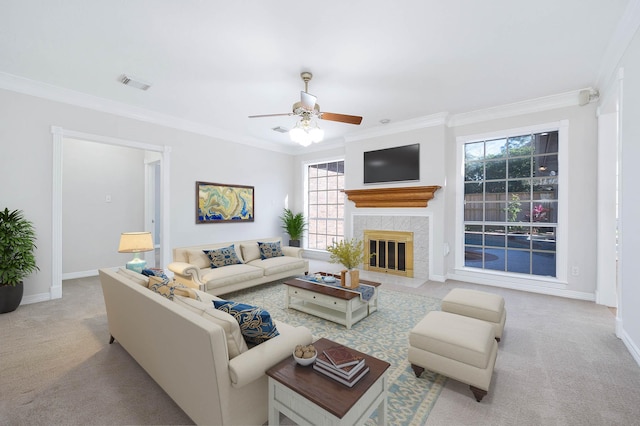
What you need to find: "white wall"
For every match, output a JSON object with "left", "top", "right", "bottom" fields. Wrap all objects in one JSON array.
[
  {"left": 596, "top": 112, "right": 618, "bottom": 307},
  {"left": 0, "top": 89, "right": 295, "bottom": 303},
  {"left": 169, "top": 133, "right": 295, "bottom": 247},
  {"left": 295, "top": 106, "right": 599, "bottom": 291},
  {"left": 616, "top": 24, "right": 640, "bottom": 364},
  {"left": 446, "top": 105, "right": 599, "bottom": 299},
  {"left": 62, "top": 138, "right": 146, "bottom": 274},
  {"left": 343, "top": 126, "right": 447, "bottom": 280}
]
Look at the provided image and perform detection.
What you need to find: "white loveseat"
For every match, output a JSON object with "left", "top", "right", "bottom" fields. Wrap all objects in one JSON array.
[
  {"left": 99, "top": 267, "right": 313, "bottom": 426},
  {"left": 168, "top": 237, "right": 309, "bottom": 295}
]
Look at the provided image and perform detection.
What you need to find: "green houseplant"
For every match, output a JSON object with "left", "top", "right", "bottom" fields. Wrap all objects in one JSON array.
[
  {"left": 326, "top": 238, "right": 367, "bottom": 288},
  {"left": 280, "top": 208, "right": 307, "bottom": 247},
  {"left": 0, "top": 208, "right": 39, "bottom": 313}
]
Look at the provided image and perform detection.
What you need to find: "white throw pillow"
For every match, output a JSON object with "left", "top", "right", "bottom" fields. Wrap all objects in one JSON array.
[
  {"left": 201, "top": 307, "right": 249, "bottom": 359},
  {"left": 240, "top": 243, "right": 261, "bottom": 263},
  {"left": 187, "top": 249, "right": 211, "bottom": 269}
]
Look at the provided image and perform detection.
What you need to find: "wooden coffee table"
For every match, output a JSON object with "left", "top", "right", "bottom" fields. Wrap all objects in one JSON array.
[
  {"left": 283, "top": 274, "right": 381, "bottom": 329},
  {"left": 266, "top": 338, "right": 391, "bottom": 425}
]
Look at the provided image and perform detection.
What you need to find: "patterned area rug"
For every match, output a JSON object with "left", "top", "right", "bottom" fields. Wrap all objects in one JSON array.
[{"left": 223, "top": 281, "right": 447, "bottom": 426}]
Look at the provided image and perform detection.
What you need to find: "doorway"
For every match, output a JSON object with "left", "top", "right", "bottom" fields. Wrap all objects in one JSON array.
[
  {"left": 146, "top": 158, "right": 162, "bottom": 267},
  {"left": 51, "top": 126, "right": 170, "bottom": 299}
]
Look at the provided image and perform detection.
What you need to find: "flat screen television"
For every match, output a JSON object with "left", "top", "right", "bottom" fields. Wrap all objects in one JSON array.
[{"left": 363, "top": 143, "right": 420, "bottom": 184}]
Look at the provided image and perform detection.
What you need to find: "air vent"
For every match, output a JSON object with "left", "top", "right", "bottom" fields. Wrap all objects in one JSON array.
[
  {"left": 272, "top": 126, "right": 289, "bottom": 133},
  {"left": 119, "top": 74, "right": 151, "bottom": 91}
]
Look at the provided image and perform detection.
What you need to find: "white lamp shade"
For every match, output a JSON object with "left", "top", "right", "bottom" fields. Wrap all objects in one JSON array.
[
  {"left": 309, "top": 127, "right": 324, "bottom": 143},
  {"left": 118, "top": 232, "right": 154, "bottom": 253}
]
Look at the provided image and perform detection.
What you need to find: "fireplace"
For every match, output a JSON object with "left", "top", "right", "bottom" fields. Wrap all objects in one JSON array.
[
  {"left": 364, "top": 230, "right": 414, "bottom": 277},
  {"left": 353, "top": 215, "right": 429, "bottom": 279}
]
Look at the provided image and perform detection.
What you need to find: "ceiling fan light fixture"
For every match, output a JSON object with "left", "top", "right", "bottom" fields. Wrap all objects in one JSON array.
[
  {"left": 290, "top": 118, "right": 323, "bottom": 146},
  {"left": 289, "top": 123, "right": 311, "bottom": 146}
]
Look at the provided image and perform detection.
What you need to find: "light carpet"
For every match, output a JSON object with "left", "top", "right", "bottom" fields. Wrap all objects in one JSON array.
[{"left": 223, "top": 281, "right": 447, "bottom": 426}]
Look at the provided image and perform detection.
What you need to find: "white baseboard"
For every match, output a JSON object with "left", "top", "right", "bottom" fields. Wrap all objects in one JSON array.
[
  {"left": 303, "top": 250, "right": 331, "bottom": 262},
  {"left": 447, "top": 271, "right": 595, "bottom": 301},
  {"left": 62, "top": 269, "right": 99, "bottom": 280},
  {"left": 618, "top": 321, "right": 640, "bottom": 368},
  {"left": 22, "top": 292, "right": 53, "bottom": 305}
]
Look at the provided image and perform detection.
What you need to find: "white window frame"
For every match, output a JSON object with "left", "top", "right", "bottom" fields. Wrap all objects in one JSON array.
[
  {"left": 454, "top": 121, "right": 569, "bottom": 290},
  {"left": 303, "top": 157, "right": 346, "bottom": 252}
]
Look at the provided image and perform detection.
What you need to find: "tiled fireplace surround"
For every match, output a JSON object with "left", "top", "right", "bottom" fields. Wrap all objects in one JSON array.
[{"left": 353, "top": 215, "right": 430, "bottom": 279}]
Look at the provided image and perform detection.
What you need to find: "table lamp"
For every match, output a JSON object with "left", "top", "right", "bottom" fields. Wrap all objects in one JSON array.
[{"left": 118, "top": 231, "right": 154, "bottom": 273}]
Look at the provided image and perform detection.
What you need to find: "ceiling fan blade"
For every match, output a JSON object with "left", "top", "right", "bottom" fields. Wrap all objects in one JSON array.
[
  {"left": 320, "top": 112, "right": 363, "bottom": 125},
  {"left": 300, "top": 91, "right": 317, "bottom": 110},
  {"left": 248, "top": 113, "right": 293, "bottom": 118}
]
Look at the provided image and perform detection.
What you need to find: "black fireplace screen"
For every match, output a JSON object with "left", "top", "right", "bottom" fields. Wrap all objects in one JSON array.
[{"left": 369, "top": 239, "right": 407, "bottom": 272}]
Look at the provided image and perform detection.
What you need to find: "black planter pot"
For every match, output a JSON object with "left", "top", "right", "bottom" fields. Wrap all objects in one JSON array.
[
  {"left": 289, "top": 239, "right": 301, "bottom": 247},
  {"left": 0, "top": 282, "right": 24, "bottom": 313}
]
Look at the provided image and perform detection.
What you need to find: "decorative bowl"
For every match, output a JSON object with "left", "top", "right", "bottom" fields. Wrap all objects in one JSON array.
[
  {"left": 323, "top": 275, "right": 336, "bottom": 283},
  {"left": 293, "top": 345, "right": 317, "bottom": 366}
]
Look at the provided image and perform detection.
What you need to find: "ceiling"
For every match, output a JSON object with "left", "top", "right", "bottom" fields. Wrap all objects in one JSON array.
[{"left": 0, "top": 0, "right": 632, "bottom": 152}]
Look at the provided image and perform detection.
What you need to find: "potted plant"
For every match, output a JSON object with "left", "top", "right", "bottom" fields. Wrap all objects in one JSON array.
[
  {"left": 326, "top": 238, "right": 367, "bottom": 289},
  {"left": 0, "top": 208, "right": 39, "bottom": 313},
  {"left": 280, "top": 208, "right": 307, "bottom": 247}
]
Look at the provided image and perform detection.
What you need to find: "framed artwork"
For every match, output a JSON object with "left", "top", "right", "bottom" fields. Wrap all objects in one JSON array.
[{"left": 196, "top": 181, "right": 254, "bottom": 223}]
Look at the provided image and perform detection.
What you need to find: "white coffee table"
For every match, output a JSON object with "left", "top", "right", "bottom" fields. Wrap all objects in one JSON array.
[{"left": 283, "top": 275, "right": 380, "bottom": 329}]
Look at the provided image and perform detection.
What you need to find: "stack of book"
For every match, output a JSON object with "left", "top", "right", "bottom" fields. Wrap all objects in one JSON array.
[{"left": 313, "top": 345, "right": 369, "bottom": 387}]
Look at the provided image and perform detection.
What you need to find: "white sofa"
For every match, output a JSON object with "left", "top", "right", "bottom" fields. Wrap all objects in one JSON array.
[
  {"left": 99, "top": 267, "right": 313, "bottom": 426},
  {"left": 168, "top": 237, "right": 309, "bottom": 295}
]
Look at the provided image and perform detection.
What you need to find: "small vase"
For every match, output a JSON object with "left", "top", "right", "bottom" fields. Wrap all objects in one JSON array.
[{"left": 342, "top": 269, "right": 359, "bottom": 289}]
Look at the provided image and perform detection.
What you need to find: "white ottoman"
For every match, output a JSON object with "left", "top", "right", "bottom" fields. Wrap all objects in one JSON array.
[
  {"left": 409, "top": 311, "right": 498, "bottom": 402},
  {"left": 441, "top": 288, "right": 506, "bottom": 341}
]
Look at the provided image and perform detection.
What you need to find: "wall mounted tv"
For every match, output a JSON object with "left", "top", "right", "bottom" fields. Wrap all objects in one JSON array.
[{"left": 363, "top": 143, "right": 420, "bottom": 184}]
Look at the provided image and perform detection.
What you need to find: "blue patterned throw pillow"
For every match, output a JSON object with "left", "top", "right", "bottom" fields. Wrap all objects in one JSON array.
[
  {"left": 203, "top": 244, "right": 243, "bottom": 269},
  {"left": 213, "top": 300, "right": 279, "bottom": 345},
  {"left": 257, "top": 241, "right": 284, "bottom": 260},
  {"left": 141, "top": 268, "right": 168, "bottom": 280}
]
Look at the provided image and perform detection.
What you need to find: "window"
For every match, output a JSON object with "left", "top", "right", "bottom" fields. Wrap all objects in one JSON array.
[
  {"left": 463, "top": 130, "right": 558, "bottom": 277},
  {"left": 307, "top": 161, "right": 345, "bottom": 250}
]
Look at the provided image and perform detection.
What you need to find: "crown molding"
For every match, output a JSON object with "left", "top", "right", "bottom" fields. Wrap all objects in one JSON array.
[
  {"left": 342, "top": 89, "right": 592, "bottom": 143},
  {"left": 447, "top": 89, "right": 587, "bottom": 127},
  {"left": 0, "top": 71, "right": 292, "bottom": 154},
  {"left": 344, "top": 112, "right": 449, "bottom": 143}
]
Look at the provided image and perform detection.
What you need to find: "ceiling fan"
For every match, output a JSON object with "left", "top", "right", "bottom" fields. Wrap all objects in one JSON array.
[{"left": 248, "top": 72, "right": 363, "bottom": 126}]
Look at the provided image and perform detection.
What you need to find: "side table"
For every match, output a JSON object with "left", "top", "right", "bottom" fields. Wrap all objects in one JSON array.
[{"left": 266, "top": 338, "right": 390, "bottom": 425}]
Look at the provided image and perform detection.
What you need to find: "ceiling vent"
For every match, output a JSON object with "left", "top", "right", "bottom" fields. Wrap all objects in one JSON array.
[
  {"left": 119, "top": 74, "right": 151, "bottom": 91},
  {"left": 272, "top": 126, "right": 289, "bottom": 133}
]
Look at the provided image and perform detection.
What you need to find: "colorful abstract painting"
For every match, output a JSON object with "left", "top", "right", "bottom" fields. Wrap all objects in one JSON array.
[{"left": 196, "top": 181, "right": 254, "bottom": 223}]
